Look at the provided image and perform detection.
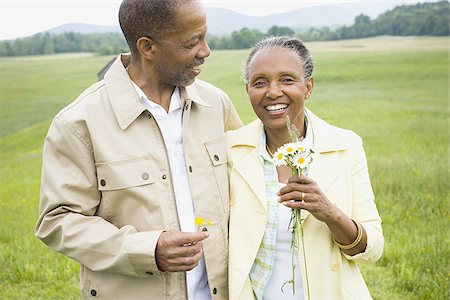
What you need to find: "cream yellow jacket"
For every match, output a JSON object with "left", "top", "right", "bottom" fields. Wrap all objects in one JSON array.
[
  {"left": 226, "top": 110, "right": 383, "bottom": 300},
  {"left": 35, "top": 54, "right": 242, "bottom": 300}
]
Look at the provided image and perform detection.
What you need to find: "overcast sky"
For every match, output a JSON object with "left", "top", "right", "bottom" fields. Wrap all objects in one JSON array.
[{"left": 0, "top": 0, "right": 437, "bottom": 41}]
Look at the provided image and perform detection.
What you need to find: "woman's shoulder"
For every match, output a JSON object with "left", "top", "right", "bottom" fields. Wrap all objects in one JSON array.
[
  {"left": 225, "top": 119, "right": 262, "bottom": 147},
  {"left": 307, "top": 109, "right": 363, "bottom": 150}
]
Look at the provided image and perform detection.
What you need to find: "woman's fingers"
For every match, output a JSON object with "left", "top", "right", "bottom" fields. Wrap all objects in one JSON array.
[
  {"left": 278, "top": 190, "right": 309, "bottom": 203},
  {"left": 286, "top": 174, "right": 314, "bottom": 184}
]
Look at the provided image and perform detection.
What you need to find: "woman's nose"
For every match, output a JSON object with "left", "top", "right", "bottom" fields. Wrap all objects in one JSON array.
[{"left": 266, "top": 82, "right": 283, "bottom": 99}]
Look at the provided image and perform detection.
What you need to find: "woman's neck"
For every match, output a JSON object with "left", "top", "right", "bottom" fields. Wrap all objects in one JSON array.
[{"left": 264, "top": 121, "right": 305, "bottom": 154}]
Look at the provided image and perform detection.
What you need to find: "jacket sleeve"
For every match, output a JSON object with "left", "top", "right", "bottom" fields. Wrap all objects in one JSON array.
[
  {"left": 35, "top": 117, "right": 163, "bottom": 277},
  {"left": 221, "top": 92, "right": 243, "bottom": 131},
  {"left": 344, "top": 139, "right": 384, "bottom": 264}
]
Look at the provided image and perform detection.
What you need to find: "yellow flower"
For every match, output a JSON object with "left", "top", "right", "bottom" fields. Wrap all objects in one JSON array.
[
  {"left": 205, "top": 219, "right": 213, "bottom": 226},
  {"left": 194, "top": 217, "right": 204, "bottom": 226}
]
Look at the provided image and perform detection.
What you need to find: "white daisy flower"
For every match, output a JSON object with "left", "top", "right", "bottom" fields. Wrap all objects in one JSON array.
[
  {"left": 292, "top": 152, "right": 310, "bottom": 170},
  {"left": 283, "top": 142, "right": 296, "bottom": 155},
  {"left": 272, "top": 146, "right": 287, "bottom": 166}
]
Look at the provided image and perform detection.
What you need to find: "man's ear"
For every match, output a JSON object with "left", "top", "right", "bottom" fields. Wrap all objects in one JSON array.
[
  {"left": 245, "top": 83, "right": 249, "bottom": 94},
  {"left": 136, "top": 37, "right": 157, "bottom": 60}
]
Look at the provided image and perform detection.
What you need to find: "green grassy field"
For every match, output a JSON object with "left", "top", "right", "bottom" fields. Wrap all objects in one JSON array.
[{"left": 0, "top": 36, "right": 448, "bottom": 299}]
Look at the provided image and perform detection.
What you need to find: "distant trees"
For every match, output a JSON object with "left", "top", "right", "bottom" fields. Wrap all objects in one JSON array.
[
  {"left": 0, "top": 1, "right": 448, "bottom": 56},
  {"left": 298, "top": 0, "right": 449, "bottom": 41},
  {"left": 207, "top": 25, "right": 295, "bottom": 50},
  {"left": 0, "top": 32, "right": 128, "bottom": 56}
]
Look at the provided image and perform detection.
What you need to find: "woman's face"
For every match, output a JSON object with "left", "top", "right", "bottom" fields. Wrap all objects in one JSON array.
[{"left": 246, "top": 48, "right": 313, "bottom": 131}]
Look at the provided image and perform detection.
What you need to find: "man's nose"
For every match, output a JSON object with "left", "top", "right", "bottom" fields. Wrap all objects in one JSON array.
[{"left": 198, "top": 39, "right": 211, "bottom": 59}]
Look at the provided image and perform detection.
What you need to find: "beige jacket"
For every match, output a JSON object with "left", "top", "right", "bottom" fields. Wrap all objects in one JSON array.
[
  {"left": 36, "top": 54, "right": 242, "bottom": 300},
  {"left": 226, "top": 110, "right": 384, "bottom": 300}
]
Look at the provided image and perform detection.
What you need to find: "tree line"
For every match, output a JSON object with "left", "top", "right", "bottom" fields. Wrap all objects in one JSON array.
[
  {"left": 0, "top": 0, "right": 448, "bottom": 56},
  {"left": 0, "top": 32, "right": 128, "bottom": 57}
]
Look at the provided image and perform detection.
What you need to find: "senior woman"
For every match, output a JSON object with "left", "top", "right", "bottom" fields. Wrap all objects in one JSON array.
[{"left": 226, "top": 36, "right": 384, "bottom": 300}]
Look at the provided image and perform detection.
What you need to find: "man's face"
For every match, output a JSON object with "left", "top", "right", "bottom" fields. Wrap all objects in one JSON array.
[{"left": 154, "top": 1, "right": 210, "bottom": 87}]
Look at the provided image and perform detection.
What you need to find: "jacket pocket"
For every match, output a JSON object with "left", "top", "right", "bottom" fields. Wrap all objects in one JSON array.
[
  {"left": 95, "top": 156, "right": 154, "bottom": 191},
  {"left": 205, "top": 138, "right": 229, "bottom": 213}
]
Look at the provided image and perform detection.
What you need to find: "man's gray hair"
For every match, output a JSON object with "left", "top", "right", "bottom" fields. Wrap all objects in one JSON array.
[
  {"left": 243, "top": 36, "right": 314, "bottom": 83},
  {"left": 119, "top": 0, "right": 193, "bottom": 56}
]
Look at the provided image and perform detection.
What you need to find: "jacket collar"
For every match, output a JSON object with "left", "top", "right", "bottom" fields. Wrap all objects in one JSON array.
[
  {"left": 227, "top": 108, "right": 353, "bottom": 154},
  {"left": 227, "top": 109, "right": 355, "bottom": 218},
  {"left": 104, "top": 54, "right": 212, "bottom": 130}
]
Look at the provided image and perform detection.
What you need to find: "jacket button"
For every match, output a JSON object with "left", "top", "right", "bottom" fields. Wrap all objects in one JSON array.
[
  {"left": 90, "top": 289, "right": 97, "bottom": 296},
  {"left": 331, "top": 263, "right": 338, "bottom": 271},
  {"left": 100, "top": 179, "right": 106, "bottom": 186},
  {"left": 213, "top": 155, "right": 219, "bottom": 161},
  {"left": 202, "top": 227, "right": 208, "bottom": 232},
  {"left": 142, "top": 173, "right": 149, "bottom": 180},
  {"left": 162, "top": 175, "right": 167, "bottom": 180},
  {"left": 184, "top": 103, "right": 189, "bottom": 110},
  {"left": 188, "top": 166, "right": 193, "bottom": 173},
  {"left": 147, "top": 113, "right": 152, "bottom": 118},
  {"left": 213, "top": 287, "right": 217, "bottom": 294}
]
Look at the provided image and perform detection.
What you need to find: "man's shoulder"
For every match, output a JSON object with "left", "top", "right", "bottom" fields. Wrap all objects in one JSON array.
[
  {"left": 186, "top": 79, "right": 229, "bottom": 101},
  {"left": 56, "top": 80, "right": 107, "bottom": 120},
  {"left": 191, "top": 78, "right": 224, "bottom": 92}
]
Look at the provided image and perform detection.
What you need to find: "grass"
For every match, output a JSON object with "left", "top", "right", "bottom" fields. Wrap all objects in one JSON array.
[{"left": 0, "top": 36, "right": 448, "bottom": 299}]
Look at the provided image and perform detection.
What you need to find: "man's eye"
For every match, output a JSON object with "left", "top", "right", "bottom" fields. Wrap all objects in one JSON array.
[{"left": 186, "top": 40, "right": 199, "bottom": 49}]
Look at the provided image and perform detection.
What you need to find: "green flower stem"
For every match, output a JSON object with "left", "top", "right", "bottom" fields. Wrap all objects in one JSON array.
[{"left": 299, "top": 216, "right": 311, "bottom": 300}]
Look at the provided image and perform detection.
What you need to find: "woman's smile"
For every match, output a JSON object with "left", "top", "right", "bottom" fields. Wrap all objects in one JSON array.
[{"left": 265, "top": 103, "right": 289, "bottom": 112}]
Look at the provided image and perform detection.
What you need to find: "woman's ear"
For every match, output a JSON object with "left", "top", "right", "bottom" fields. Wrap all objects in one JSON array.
[
  {"left": 307, "top": 77, "right": 314, "bottom": 94},
  {"left": 136, "top": 37, "right": 157, "bottom": 60}
]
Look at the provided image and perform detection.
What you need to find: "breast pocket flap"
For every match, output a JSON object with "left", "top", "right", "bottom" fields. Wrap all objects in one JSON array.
[
  {"left": 205, "top": 138, "right": 227, "bottom": 166},
  {"left": 96, "top": 157, "right": 153, "bottom": 191}
]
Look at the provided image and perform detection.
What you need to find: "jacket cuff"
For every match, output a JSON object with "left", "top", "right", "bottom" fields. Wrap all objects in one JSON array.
[
  {"left": 125, "top": 230, "right": 164, "bottom": 276},
  {"left": 344, "top": 223, "right": 384, "bottom": 264}
]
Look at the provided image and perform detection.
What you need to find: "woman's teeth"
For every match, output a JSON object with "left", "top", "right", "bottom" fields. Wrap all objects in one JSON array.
[{"left": 265, "top": 104, "right": 288, "bottom": 111}]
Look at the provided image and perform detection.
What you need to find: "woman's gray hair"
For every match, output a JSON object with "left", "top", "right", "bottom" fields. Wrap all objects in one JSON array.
[{"left": 243, "top": 36, "right": 314, "bottom": 83}]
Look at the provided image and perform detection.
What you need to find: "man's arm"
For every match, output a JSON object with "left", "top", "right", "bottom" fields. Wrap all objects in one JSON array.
[
  {"left": 35, "top": 117, "right": 162, "bottom": 277},
  {"left": 221, "top": 92, "right": 243, "bottom": 131}
]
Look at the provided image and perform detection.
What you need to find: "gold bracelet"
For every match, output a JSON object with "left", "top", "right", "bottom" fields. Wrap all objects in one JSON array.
[{"left": 334, "top": 220, "right": 363, "bottom": 250}]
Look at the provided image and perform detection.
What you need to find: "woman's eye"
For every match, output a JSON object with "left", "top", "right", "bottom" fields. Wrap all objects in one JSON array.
[
  {"left": 253, "top": 81, "right": 266, "bottom": 87},
  {"left": 281, "top": 77, "right": 294, "bottom": 83}
]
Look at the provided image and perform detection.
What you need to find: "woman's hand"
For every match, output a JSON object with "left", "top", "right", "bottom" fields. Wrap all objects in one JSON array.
[
  {"left": 277, "top": 175, "right": 339, "bottom": 223},
  {"left": 278, "top": 174, "right": 368, "bottom": 255}
]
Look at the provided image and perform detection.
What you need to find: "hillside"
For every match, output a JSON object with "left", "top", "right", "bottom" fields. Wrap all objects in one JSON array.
[
  {"left": 45, "top": 2, "right": 401, "bottom": 36},
  {"left": 0, "top": 1, "right": 447, "bottom": 56}
]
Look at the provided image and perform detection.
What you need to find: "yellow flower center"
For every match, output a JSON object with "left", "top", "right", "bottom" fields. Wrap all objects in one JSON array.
[
  {"left": 194, "top": 217, "right": 204, "bottom": 226},
  {"left": 297, "top": 157, "right": 305, "bottom": 164},
  {"left": 277, "top": 153, "right": 284, "bottom": 160},
  {"left": 286, "top": 147, "right": 294, "bottom": 153}
]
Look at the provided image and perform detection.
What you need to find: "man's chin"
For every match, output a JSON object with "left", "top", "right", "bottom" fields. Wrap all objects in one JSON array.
[{"left": 176, "top": 77, "right": 196, "bottom": 87}]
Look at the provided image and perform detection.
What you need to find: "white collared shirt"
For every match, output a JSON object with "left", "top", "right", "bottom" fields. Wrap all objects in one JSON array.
[{"left": 131, "top": 82, "right": 211, "bottom": 300}]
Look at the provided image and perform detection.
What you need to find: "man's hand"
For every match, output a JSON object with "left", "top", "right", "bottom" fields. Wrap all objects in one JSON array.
[{"left": 155, "top": 230, "right": 209, "bottom": 272}]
